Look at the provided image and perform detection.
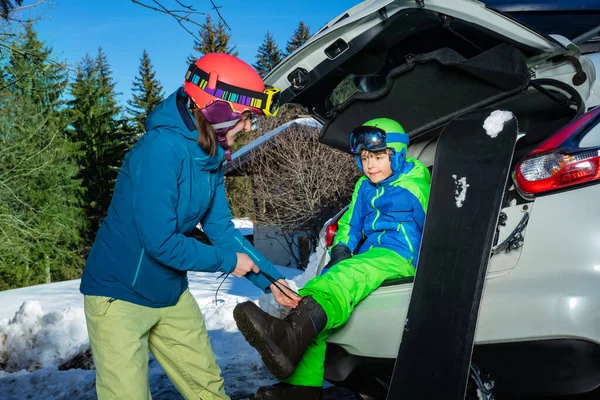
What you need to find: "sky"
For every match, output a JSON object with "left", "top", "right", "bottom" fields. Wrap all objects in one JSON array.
[{"left": 13, "top": 0, "right": 354, "bottom": 106}]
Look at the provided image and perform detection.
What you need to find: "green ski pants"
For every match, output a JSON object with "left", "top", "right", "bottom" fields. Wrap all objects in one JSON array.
[
  {"left": 284, "top": 247, "right": 415, "bottom": 387},
  {"left": 84, "top": 289, "right": 229, "bottom": 400}
]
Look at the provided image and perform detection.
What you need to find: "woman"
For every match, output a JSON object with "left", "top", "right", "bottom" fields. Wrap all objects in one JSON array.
[{"left": 80, "top": 53, "right": 301, "bottom": 400}]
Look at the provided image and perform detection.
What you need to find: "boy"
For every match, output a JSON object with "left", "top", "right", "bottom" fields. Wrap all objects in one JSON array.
[{"left": 234, "top": 118, "right": 431, "bottom": 400}]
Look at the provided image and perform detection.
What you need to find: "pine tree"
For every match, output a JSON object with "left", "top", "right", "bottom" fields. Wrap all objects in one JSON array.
[
  {"left": 253, "top": 31, "right": 282, "bottom": 78},
  {"left": 285, "top": 21, "right": 311, "bottom": 56},
  {"left": 7, "top": 21, "right": 68, "bottom": 111},
  {"left": 0, "top": 23, "right": 86, "bottom": 289},
  {"left": 1, "top": 0, "right": 23, "bottom": 19},
  {"left": 95, "top": 47, "right": 120, "bottom": 113},
  {"left": 0, "top": 92, "right": 86, "bottom": 289},
  {"left": 127, "top": 49, "right": 164, "bottom": 135},
  {"left": 68, "top": 48, "right": 132, "bottom": 243},
  {"left": 187, "top": 14, "right": 237, "bottom": 64}
]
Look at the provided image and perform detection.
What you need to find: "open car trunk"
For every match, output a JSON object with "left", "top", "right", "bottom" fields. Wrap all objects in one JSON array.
[
  {"left": 264, "top": 4, "right": 574, "bottom": 153},
  {"left": 319, "top": 43, "right": 531, "bottom": 152}
]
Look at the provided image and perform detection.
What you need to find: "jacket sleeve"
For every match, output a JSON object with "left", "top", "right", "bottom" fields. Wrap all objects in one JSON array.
[
  {"left": 132, "top": 138, "right": 237, "bottom": 274},
  {"left": 404, "top": 161, "right": 431, "bottom": 234},
  {"left": 413, "top": 196, "right": 427, "bottom": 233},
  {"left": 201, "top": 170, "right": 284, "bottom": 293},
  {"left": 332, "top": 178, "right": 366, "bottom": 253}
]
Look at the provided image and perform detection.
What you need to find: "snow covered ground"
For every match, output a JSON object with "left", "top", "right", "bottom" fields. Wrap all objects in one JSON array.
[
  {"left": 232, "top": 218, "right": 254, "bottom": 237},
  {"left": 0, "top": 241, "right": 328, "bottom": 400}
]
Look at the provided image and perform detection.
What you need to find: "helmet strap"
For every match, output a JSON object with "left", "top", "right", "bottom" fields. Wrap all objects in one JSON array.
[
  {"left": 354, "top": 155, "right": 363, "bottom": 172},
  {"left": 215, "top": 132, "right": 232, "bottom": 164},
  {"left": 212, "top": 119, "right": 238, "bottom": 164}
]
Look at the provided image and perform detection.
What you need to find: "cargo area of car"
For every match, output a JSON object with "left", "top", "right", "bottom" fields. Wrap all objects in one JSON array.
[
  {"left": 320, "top": 52, "right": 588, "bottom": 400},
  {"left": 293, "top": 8, "right": 582, "bottom": 164},
  {"left": 282, "top": 5, "right": 600, "bottom": 399},
  {"left": 294, "top": 10, "right": 544, "bottom": 137}
]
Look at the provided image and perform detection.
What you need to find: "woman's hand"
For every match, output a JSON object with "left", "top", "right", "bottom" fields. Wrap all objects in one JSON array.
[
  {"left": 270, "top": 279, "right": 302, "bottom": 308},
  {"left": 232, "top": 253, "right": 259, "bottom": 277}
]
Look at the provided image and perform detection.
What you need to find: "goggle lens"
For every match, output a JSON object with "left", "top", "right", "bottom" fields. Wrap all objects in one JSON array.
[
  {"left": 269, "top": 92, "right": 281, "bottom": 116},
  {"left": 350, "top": 127, "right": 387, "bottom": 154}
]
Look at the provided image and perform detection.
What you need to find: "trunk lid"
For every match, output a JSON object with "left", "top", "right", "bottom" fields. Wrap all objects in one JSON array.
[{"left": 264, "top": 0, "right": 570, "bottom": 152}]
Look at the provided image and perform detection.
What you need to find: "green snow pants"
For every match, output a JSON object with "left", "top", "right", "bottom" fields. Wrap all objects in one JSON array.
[
  {"left": 284, "top": 247, "right": 415, "bottom": 387},
  {"left": 84, "top": 288, "right": 229, "bottom": 400}
]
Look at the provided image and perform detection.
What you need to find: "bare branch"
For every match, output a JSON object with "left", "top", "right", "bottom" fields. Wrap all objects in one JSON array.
[
  {"left": 0, "top": 70, "right": 27, "bottom": 90},
  {"left": 174, "top": 0, "right": 194, "bottom": 11},
  {"left": 164, "top": 9, "right": 204, "bottom": 14},
  {"left": 233, "top": 117, "right": 361, "bottom": 250},
  {"left": 209, "top": 0, "right": 230, "bottom": 30},
  {"left": 131, "top": 0, "right": 204, "bottom": 41},
  {"left": 0, "top": 42, "right": 71, "bottom": 91},
  {"left": 9, "top": 0, "right": 45, "bottom": 13},
  {"left": 131, "top": 0, "right": 231, "bottom": 40},
  {"left": 175, "top": 15, "right": 201, "bottom": 42},
  {"left": 3, "top": 0, "right": 50, "bottom": 24},
  {"left": 0, "top": 41, "right": 66, "bottom": 68}
]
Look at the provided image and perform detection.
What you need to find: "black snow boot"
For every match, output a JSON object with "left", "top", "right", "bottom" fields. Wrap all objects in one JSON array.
[
  {"left": 233, "top": 296, "right": 327, "bottom": 380},
  {"left": 255, "top": 382, "right": 322, "bottom": 400}
]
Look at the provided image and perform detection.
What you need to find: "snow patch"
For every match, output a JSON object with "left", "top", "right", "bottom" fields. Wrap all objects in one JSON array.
[
  {"left": 0, "top": 301, "right": 88, "bottom": 372},
  {"left": 483, "top": 110, "right": 512, "bottom": 138},
  {"left": 0, "top": 267, "right": 304, "bottom": 398},
  {"left": 452, "top": 175, "right": 470, "bottom": 208},
  {"left": 197, "top": 217, "right": 254, "bottom": 237},
  {"left": 258, "top": 245, "right": 327, "bottom": 318},
  {"left": 232, "top": 217, "right": 254, "bottom": 236}
]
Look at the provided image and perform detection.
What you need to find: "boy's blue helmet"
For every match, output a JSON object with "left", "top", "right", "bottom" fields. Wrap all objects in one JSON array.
[{"left": 352, "top": 118, "right": 409, "bottom": 172}]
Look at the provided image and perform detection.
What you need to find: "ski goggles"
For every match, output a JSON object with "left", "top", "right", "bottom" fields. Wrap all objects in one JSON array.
[
  {"left": 201, "top": 100, "right": 258, "bottom": 132},
  {"left": 349, "top": 126, "right": 408, "bottom": 154},
  {"left": 186, "top": 63, "right": 281, "bottom": 117}
]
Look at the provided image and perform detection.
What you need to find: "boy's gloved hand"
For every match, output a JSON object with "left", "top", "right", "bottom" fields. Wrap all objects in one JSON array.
[{"left": 324, "top": 244, "right": 352, "bottom": 269}]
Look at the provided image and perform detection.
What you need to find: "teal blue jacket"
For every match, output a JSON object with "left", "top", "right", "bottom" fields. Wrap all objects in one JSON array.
[
  {"left": 332, "top": 158, "right": 431, "bottom": 266},
  {"left": 80, "top": 88, "right": 283, "bottom": 307}
]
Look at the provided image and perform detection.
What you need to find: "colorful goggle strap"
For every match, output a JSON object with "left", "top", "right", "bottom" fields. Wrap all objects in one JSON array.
[{"left": 186, "top": 63, "right": 272, "bottom": 111}]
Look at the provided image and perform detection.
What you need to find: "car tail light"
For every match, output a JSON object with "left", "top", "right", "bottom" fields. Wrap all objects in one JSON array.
[
  {"left": 325, "top": 221, "right": 338, "bottom": 248},
  {"left": 514, "top": 107, "right": 600, "bottom": 198},
  {"left": 324, "top": 206, "right": 348, "bottom": 248}
]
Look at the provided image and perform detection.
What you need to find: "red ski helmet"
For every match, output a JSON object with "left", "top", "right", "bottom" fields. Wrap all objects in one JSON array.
[{"left": 184, "top": 53, "right": 281, "bottom": 117}]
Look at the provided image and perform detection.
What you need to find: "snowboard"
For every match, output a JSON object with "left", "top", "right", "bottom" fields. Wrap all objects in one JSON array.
[{"left": 387, "top": 109, "right": 518, "bottom": 399}]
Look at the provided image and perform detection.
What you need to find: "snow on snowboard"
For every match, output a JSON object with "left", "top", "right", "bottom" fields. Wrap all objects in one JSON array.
[{"left": 387, "top": 109, "right": 518, "bottom": 400}]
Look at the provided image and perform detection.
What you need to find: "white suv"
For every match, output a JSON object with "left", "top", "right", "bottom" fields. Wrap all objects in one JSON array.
[{"left": 264, "top": 0, "right": 600, "bottom": 398}]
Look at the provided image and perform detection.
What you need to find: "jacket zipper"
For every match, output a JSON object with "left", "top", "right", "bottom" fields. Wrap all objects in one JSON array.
[
  {"left": 398, "top": 223, "right": 414, "bottom": 254},
  {"left": 132, "top": 248, "right": 145, "bottom": 286},
  {"left": 370, "top": 186, "right": 385, "bottom": 231},
  {"left": 377, "top": 230, "right": 386, "bottom": 244},
  {"left": 234, "top": 237, "right": 260, "bottom": 263}
]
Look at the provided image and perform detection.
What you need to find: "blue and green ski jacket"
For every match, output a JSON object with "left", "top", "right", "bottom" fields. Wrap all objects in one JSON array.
[{"left": 332, "top": 158, "right": 431, "bottom": 267}]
